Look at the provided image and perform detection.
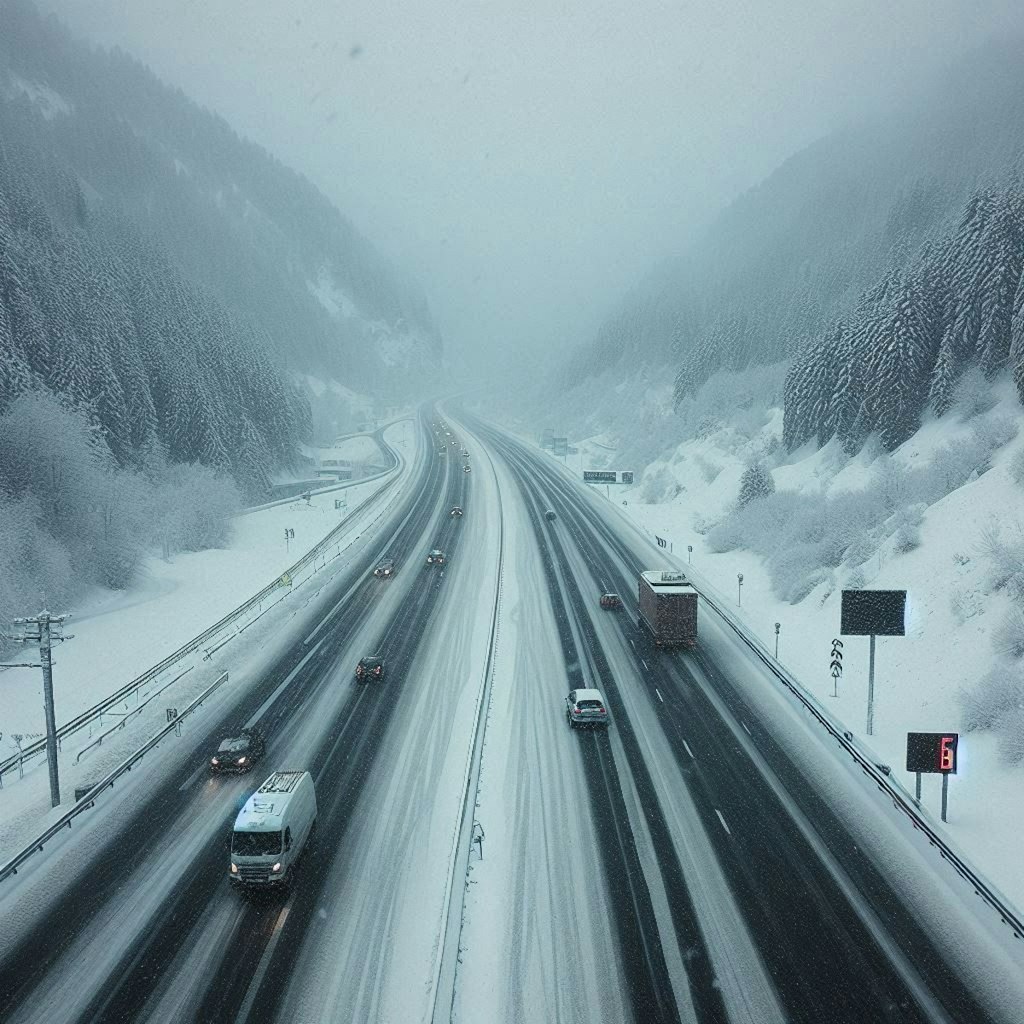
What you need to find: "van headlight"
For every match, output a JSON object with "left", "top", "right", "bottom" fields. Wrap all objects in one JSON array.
[
  {"left": 231, "top": 863, "right": 238, "bottom": 873},
  {"left": 237, "top": 756, "right": 246, "bottom": 765},
  {"left": 272, "top": 862, "right": 282, "bottom": 873}
]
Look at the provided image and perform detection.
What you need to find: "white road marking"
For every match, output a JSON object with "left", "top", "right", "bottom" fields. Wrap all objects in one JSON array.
[
  {"left": 245, "top": 637, "right": 326, "bottom": 730},
  {"left": 178, "top": 764, "right": 208, "bottom": 792},
  {"left": 641, "top": 659, "right": 649, "bottom": 671},
  {"left": 682, "top": 739, "right": 695, "bottom": 759},
  {"left": 234, "top": 904, "right": 292, "bottom": 1024},
  {"left": 655, "top": 688, "right": 664, "bottom": 703},
  {"left": 715, "top": 809, "right": 732, "bottom": 835},
  {"left": 629, "top": 638, "right": 635, "bottom": 650},
  {"left": 741, "top": 721, "right": 752, "bottom": 736}
]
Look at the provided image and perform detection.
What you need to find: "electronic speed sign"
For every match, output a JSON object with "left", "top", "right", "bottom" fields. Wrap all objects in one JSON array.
[
  {"left": 906, "top": 732, "right": 958, "bottom": 774},
  {"left": 841, "top": 589, "right": 907, "bottom": 636}
]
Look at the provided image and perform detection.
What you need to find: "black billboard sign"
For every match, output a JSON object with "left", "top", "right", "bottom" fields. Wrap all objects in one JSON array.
[
  {"left": 841, "top": 589, "right": 906, "bottom": 636},
  {"left": 583, "top": 471, "right": 617, "bottom": 483},
  {"left": 906, "top": 732, "right": 958, "bottom": 774}
]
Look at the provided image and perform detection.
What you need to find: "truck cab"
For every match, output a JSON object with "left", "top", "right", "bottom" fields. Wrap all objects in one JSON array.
[{"left": 230, "top": 770, "right": 317, "bottom": 888}]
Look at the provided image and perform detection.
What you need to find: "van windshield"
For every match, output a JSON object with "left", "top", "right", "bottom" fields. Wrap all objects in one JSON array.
[{"left": 232, "top": 830, "right": 282, "bottom": 856}]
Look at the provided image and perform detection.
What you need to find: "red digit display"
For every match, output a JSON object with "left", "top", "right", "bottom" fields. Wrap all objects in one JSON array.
[{"left": 939, "top": 735, "right": 956, "bottom": 773}]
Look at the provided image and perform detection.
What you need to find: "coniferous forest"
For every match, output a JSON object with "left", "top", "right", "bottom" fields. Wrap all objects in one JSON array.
[
  {"left": 0, "top": 1, "right": 440, "bottom": 624},
  {"left": 560, "top": 38, "right": 1024, "bottom": 459}
]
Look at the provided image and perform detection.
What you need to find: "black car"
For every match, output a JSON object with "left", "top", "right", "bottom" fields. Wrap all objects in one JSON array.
[
  {"left": 450, "top": 506, "right": 464, "bottom": 517},
  {"left": 374, "top": 558, "right": 395, "bottom": 578},
  {"left": 356, "top": 656, "right": 385, "bottom": 682},
  {"left": 426, "top": 548, "right": 447, "bottom": 566},
  {"left": 210, "top": 727, "right": 265, "bottom": 773},
  {"left": 545, "top": 509, "right": 557, "bottom": 521}
]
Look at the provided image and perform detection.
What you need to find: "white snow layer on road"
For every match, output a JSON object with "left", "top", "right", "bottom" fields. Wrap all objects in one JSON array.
[{"left": 453, "top": 447, "right": 633, "bottom": 1024}]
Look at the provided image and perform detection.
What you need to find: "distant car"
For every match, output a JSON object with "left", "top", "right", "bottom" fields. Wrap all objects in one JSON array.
[
  {"left": 355, "top": 656, "right": 385, "bottom": 682},
  {"left": 211, "top": 727, "right": 265, "bottom": 773},
  {"left": 565, "top": 689, "right": 609, "bottom": 729},
  {"left": 426, "top": 548, "right": 446, "bottom": 566},
  {"left": 464, "top": 466, "right": 471, "bottom": 473},
  {"left": 450, "top": 506, "right": 464, "bottom": 517},
  {"left": 600, "top": 593, "right": 622, "bottom": 610},
  {"left": 544, "top": 510, "right": 556, "bottom": 521},
  {"left": 374, "top": 558, "right": 395, "bottom": 578}
]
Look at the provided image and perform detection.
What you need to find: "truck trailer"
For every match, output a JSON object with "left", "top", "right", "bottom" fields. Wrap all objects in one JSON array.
[{"left": 638, "top": 570, "right": 698, "bottom": 647}]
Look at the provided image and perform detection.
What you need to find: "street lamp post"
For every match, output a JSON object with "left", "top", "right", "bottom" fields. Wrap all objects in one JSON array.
[{"left": 737, "top": 573, "right": 744, "bottom": 607}]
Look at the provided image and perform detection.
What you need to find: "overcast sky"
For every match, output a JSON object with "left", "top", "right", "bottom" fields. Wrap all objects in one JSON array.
[{"left": 41, "top": 0, "right": 1024, "bottom": 375}]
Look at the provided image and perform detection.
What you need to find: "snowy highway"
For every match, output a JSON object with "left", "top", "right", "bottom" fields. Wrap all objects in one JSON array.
[{"left": 0, "top": 411, "right": 1020, "bottom": 1023}]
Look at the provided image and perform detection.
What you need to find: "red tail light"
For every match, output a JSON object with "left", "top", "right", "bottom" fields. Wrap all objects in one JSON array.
[{"left": 598, "top": 707, "right": 606, "bottom": 714}]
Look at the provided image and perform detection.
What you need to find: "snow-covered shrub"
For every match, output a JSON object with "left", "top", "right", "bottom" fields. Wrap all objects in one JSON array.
[
  {"left": 893, "top": 524, "right": 920, "bottom": 554},
  {"left": 0, "top": 495, "right": 76, "bottom": 630},
  {"left": 954, "top": 366, "right": 999, "bottom": 421},
  {"left": 993, "top": 607, "right": 1024, "bottom": 659},
  {"left": 995, "top": 708, "right": 1024, "bottom": 765},
  {"left": 978, "top": 522, "right": 1024, "bottom": 601},
  {"left": 737, "top": 460, "right": 775, "bottom": 507},
  {"left": 1010, "top": 447, "right": 1024, "bottom": 489},
  {"left": 693, "top": 454, "right": 722, "bottom": 484},
  {"left": 846, "top": 567, "right": 867, "bottom": 590},
  {"left": 950, "top": 589, "right": 983, "bottom": 623},
  {"left": 641, "top": 467, "right": 674, "bottom": 504},
  {"left": 958, "top": 662, "right": 1024, "bottom": 732},
  {"left": 151, "top": 464, "right": 240, "bottom": 554},
  {"left": 706, "top": 516, "right": 744, "bottom": 553},
  {"left": 974, "top": 413, "right": 1019, "bottom": 450}
]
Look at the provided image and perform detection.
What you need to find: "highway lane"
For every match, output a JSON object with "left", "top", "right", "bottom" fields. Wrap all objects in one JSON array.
[
  {"left": 0, "top": 412, "right": 465, "bottom": 1024},
  {"left": 471, "top": 417, "right": 1006, "bottom": 1024},
  {"left": 448, "top": 423, "right": 635, "bottom": 1024}
]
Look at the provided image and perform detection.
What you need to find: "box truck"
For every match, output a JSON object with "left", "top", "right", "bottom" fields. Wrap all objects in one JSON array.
[{"left": 638, "top": 570, "right": 698, "bottom": 647}]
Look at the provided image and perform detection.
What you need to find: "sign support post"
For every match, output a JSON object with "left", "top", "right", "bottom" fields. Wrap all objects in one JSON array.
[
  {"left": 906, "top": 732, "right": 957, "bottom": 822},
  {"left": 866, "top": 633, "right": 877, "bottom": 735}
]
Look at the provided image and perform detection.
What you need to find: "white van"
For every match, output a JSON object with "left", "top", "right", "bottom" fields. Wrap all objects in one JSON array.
[{"left": 229, "top": 770, "right": 317, "bottom": 888}]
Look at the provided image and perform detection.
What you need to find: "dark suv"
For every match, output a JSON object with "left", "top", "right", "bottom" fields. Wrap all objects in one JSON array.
[
  {"left": 356, "top": 656, "right": 385, "bottom": 682},
  {"left": 210, "top": 727, "right": 265, "bottom": 773},
  {"left": 426, "top": 549, "right": 446, "bottom": 566},
  {"left": 374, "top": 559, "right": 395, "bottom": 578}
]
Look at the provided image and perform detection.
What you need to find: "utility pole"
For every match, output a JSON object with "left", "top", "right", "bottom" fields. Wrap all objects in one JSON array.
[{"left": 9, "top": 610, "right": 71, "bottom": 807}]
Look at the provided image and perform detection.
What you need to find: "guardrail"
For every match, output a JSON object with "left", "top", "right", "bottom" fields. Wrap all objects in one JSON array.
[
  {"left": 0, "top": 671, "right": 229, "bottom": 884},
  {"left": 0, "top": 436, "right": 407, "bottom": 787},
  {"left": 73, "top": 666, "right": 195, "bottom": 764}
]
